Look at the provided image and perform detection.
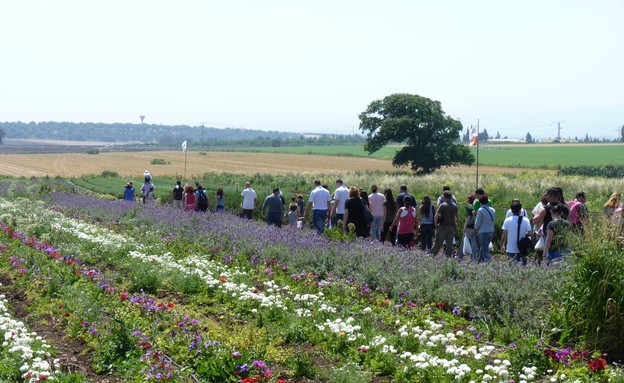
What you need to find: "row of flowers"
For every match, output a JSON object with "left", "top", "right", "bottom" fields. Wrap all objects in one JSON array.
[
  {"left": 0, "top": 196, "right": 618, "bottom": 382},
  {"left": 0, "top": 282, "right": 59, "bottom": 382}
]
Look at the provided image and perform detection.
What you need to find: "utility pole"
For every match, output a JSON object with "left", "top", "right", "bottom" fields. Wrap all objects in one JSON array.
[
  {"left": 553, "top": 121, "right": 564, "bottom": 140},
  {"left": 199, "top": 122, "right": 206, "bottom": 153}
]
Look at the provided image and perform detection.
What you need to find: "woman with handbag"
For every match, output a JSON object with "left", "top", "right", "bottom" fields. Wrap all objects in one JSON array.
[{"left": 344, "top": 187, "right": 370, "bottom": 238}]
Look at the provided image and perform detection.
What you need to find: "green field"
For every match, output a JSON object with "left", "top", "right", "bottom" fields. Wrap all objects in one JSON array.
[{"left": 210, "top": 143, "right": 624, "bottom": 168}]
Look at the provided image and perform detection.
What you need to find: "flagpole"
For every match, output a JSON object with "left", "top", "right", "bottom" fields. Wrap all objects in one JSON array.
[
  {"left": 476, "top": 119, "right": 480, "bottom": 191},
  {"left": 184, "top": 149, "right": 187, "bottom": 180}
]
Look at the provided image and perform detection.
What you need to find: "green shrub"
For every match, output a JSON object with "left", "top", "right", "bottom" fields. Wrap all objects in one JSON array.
[
  {"left": 99, "top": 170, "right": 119, "bottom": 178},
  {"left": 150, "top": 158, "right": 169, "bottom": 165},
  {"left": 552, "top": 219, "right": 624, "bottom": 360},
  {"left": 85, "top": 149, "right": 99, "bottom": 155},
  {"left": 558, "top": 165, "right": 624, "bottom": 178}
]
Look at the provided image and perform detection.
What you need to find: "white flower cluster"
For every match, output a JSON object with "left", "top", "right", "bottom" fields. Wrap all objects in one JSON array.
[
  {"left": 50, "top": 216, "right": 130, "bottom": 250},
  {"left": 399, "top": 319, "right": 458, "bottom": 349},
  {"left": 316, "top": 317, "right": 365, "bottom": 341},
  {"left": 518, "top": 365, "right": 538, "bottom": 382},
  {"left": 0, "top": 291, "right": 59, "bottom": 383}
]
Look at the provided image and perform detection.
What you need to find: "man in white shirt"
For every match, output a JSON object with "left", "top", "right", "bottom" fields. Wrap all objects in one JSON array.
[
  {"left": 304, "top": 180, "right": 332, "bottom": 234},
  {"left": 331, "top": 179, "right": 349, "bottom": 225},
  {"left": 241, "top": 182, "right": 257, "bottom": 219},
  {"left": 368, "top": 184, "right": 386, "bottom": 240},
  {"left": 501, "top": 202, "right": 533, "bottom": 265}
]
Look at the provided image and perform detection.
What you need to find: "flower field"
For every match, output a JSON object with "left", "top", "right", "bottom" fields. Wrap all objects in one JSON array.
[{"left": 0, "top": 178, "right": 622, "bottom": 382}]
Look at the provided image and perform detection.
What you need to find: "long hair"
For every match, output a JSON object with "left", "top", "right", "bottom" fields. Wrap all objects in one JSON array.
[
  {"left": 420, "top": 195, "right": 432, "bottom": 217},
  {"left": 384, "top": 188, "right": 397, "bottom": 210},
  {"left": 605, "top": 192, "right": 621, "bottom": 209}
]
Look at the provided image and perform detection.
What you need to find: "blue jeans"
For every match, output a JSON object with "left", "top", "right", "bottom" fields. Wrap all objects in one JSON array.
[
  {"left": 478, "top": 232, "right": 494, "bottom": 262},
  {"left": 267, "top": 212, "right": 282, "bottom": 228},
  {"left": 546, "top": 248, "right": 571, "bottom": 264},
  {"left": 370, "top": 216, "right": 383, "bottom": 240},
  {"left": 419, "top": 223, "right": 435, "bottom": 250},
  {"left": 312, "top": 209, "right": 327, "bottom": 234}
]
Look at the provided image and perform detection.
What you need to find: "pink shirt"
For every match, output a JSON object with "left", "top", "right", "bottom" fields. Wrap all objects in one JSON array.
[
  {"left": 368, "top": 192, "right": 385, "bottom": 217},
  {"left": 397, "top": 206, "right": 417, "bottom": 234}
]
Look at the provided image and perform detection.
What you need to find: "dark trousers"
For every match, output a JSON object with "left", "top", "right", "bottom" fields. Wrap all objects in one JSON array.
[
  {"left": 397, "top": 233, "right": 414, "bottom": 248},
  {"left": 267, "top": 212, "right": 282, "bottom": 228},
  {"left": 242, "top": 209, "right": 254, "bottom": 219},
  {"left": 380, "top": 221, "right": 397, "bottom": 246},
  {"left": 419, "top": 223, "right": 435, "bottom": 250}
]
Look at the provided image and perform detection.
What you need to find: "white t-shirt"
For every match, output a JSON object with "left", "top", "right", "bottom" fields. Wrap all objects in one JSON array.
[
  {"left": 502, "top": 215, "right": 531, "bottom": 254},
  {"left": 241, "top": 188, "right": 257, "bottom": 210},
  {"left": 333, "top": 185, "right": 349, "bottom": 214},
  {"left": 309, "top": 186, "right": 331, "bottom": 210},
  {"left": 368, "top": 192, "right": 386, "bottom": 217},
  {"left": 505, "top": 208, "right": 528, "bottom": 219}
]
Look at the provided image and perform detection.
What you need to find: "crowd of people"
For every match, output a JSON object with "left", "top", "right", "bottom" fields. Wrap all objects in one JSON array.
[{"left": 123, "top": 171, "right": 624, "bottom": 264}]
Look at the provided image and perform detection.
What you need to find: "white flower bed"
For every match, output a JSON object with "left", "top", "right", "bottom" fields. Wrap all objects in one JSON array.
[{"left": 0, "top": 289, "right": 59, "bottom": 382}]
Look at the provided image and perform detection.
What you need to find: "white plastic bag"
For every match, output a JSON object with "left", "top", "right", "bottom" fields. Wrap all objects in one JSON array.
[
  {"left": 488, "top": 241, "right": 493, "bottom": 252},
  {"left": 535, "top": 236, "right": 545, "bottom": 251},
  {"left": 462, "top": 235, "right": 473, "bottom": 256}
]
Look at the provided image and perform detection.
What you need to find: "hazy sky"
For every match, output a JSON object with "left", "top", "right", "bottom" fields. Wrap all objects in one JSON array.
[{"left": 2, "top": 1, "right": 623, "bottom": 139}]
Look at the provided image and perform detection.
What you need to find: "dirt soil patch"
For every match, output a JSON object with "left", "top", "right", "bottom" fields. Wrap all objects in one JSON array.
[{"left": 0, "top": 150, "right": 553, "bottom": 178}]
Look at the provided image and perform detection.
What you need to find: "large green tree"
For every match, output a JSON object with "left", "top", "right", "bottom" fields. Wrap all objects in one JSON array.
[{"left": 359, "top": 93, "right": 474, "bottom": 174}]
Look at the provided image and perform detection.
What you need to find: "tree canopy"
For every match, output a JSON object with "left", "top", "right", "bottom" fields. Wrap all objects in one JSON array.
[{"left": 359, "top": 93, "right": 474, "bottom": 174}]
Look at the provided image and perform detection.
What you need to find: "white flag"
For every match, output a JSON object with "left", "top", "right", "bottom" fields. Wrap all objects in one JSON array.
[
  {"left": 182, "top": 140, "right": 187, "bottom": 152},
  {"left": 469, "top": 123, "right": 479, "bottom": 147}
]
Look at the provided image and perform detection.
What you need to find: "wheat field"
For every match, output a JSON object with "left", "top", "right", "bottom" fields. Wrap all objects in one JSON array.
[{"left": 0, "top": 150, "right": 553, "bottom": 178}]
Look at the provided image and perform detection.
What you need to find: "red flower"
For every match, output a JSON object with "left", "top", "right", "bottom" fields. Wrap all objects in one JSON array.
[
  {"left": 588, "top": 358, "right": 607, "bottom": 372},
  {"left": 167, "top": 303, "right": 175, "bottom": 308},
  {"left": 75, "top": 270, "right": 81, "bottom": 275},
  {"left": 437, "top": 302, "right": 445, "bottom": 308},
  {"left": 277, "top": 380, "right": 287, "bottom": 383},
  {"left": 64, "top": 312, "right": 70, "bottom": 317}
]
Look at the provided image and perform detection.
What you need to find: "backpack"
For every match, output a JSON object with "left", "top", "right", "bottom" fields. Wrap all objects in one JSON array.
[
  {"left": 197, "top": 190, "right": 208, "bottom": 210},
  {"left": 567, "top": 200, "right": 582, "bottom": 225}
]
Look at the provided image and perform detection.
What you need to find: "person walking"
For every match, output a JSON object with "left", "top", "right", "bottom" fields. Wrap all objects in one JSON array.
[
  {"left": 141, "top": 171, "right": 155, "bottom": 204},
  {"left": 262, "top": 187, "right": 285, "bottom": 228},
  {"left": 241, "top": 182, "right": 257, "bottom": 219},
  {"left": 303, "top": 180, "right": 332, "bottom": 234},
  {"left": 144, "top": 186, "right": 156, "bottom": 205},
  {"left": 543, "top": 204, "right": 573, "bottom": 264},
  {"left": 368, "top": 184, "right": 385, "bottom": 240},
  {"left": 501, "top": 201, "right": 533, "bottom": 265},
  {"left": 344, "top": 187, "right": 370, "bottom": 238},
  {"left": 331, "top": 179, "right": 349, "bottom": 225},
  {"left": 458, "top": 194, "right": 478, "bottom": 261},
  {"left": 475, "top": 194, "right": 496, "bottom": 262},
  {"left": 123, "top": 182, "right": 136, "bottom": 202},
  {"left": 172, "top": 181, "right": 184, "bottom": 209},
  {"left": 195, "top": 184, "right": 209, "bottom": 212},
  {"left": 381, "top": 188, "right": 398, "bottom": 246},
  {"left": 418, "top": 196, "right": 435, "bottom": 251},
  {"left": 396, "top": 185, "right": 415, "bottom": 208},
  {"left": 215, "top": 188, "right": 225, "bottom": 212},
  {"left": 390, "top": 195, "right": 418, "bottom": 248},
  {"left": 182, "top": 185, "right": 197, "bottom": 212},
  {"left": 436, "top": 186, "right": 457, "bottom": 207},
  {"left": 430, "top": 191, "right": 459, "bottom": 257}
]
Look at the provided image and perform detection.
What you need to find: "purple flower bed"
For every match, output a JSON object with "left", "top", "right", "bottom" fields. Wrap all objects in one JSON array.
[{"left": 45, "top": 192, "right": 570, "bottom": 333}]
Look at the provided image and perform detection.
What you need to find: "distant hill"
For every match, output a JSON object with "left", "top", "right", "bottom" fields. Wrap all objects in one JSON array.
[{"left": 0, "top": 121, "right": 300, "bottom": 144}]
